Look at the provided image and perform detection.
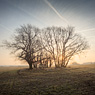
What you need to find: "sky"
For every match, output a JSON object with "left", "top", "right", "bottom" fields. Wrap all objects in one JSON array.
[{"left": 0, "top": 0, "right": 95, "bottom": 66}]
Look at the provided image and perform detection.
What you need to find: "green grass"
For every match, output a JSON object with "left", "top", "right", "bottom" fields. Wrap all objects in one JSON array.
[{"left": 0, "top": 64, "right": 95, "bottom": 95}]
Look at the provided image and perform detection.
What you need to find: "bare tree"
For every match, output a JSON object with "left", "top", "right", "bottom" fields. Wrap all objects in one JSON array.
[
  {"left": 41, "top": 27, "right": 57, "bottom": 67},
  {"left": 2, "top": 25, "right": 89, "bottom": 69},
  {"left": 59, "top": 26, "right": 89, "bottom": 67},
  {"left": 42, "top": 26, "right": 89, "bottom": 67},
  {"left": 3, "top": 24, "right": 42, "bottom": 69}
]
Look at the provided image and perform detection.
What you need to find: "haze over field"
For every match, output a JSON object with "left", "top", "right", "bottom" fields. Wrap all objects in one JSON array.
[{"left": 0, "top": 0, "right": 95, "bottom": 66}]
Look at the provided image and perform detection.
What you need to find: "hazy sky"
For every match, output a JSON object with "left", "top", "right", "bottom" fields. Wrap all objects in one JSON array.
[{"left": 0, "top": 0, "right": 95, "bottom": 65}]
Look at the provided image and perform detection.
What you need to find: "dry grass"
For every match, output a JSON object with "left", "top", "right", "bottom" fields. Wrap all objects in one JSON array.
[
  {"left": 0, "top": 64, "right": 95, "bottom": 95},
  {"left": 0, "top": 66, "right": 27, "bottom": 73}
]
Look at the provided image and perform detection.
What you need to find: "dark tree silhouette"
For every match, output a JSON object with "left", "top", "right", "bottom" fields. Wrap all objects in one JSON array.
[
  {"left": 3, "top": 24, "right": 42, "bottom": 69},
  {"left": 42, "top": 26, "right": 89, "bottom": 67},
  {"left": 2, "top": 25, "right": 89, "bottom": 69}
]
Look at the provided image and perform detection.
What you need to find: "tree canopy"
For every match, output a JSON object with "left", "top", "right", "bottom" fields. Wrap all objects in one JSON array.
[{"left": 3, "top": 24, "right": 89, "bottom": 69}]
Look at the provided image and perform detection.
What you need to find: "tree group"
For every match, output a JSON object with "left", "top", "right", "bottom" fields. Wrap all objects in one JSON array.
[{"left": 4, "top": 24, "right": 89, "bottom": 69}]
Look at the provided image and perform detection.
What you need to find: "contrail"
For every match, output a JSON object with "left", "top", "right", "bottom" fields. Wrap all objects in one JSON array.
[
  {"left": 17, "top": 6, "right": 47, "bottom": 27},
  {"left": 44, "top": 0, "right": 69, "bottom": 25},
  {"left": 0, "top": 24, "right": 13, "bottom": 32},
  {"left": 7, "top": 0, "right": 47, "bottom": 27},
  {"left": 79, "top": 28, "right": 95, "bottom": 32}
]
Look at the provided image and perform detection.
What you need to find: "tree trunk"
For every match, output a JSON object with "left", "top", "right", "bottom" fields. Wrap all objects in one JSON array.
[
  {"left": 61, "top": 43, "right": 65, "bottom": 67},
  {"left": 49, "top": 59, "right": 52, "bottom": 67},
  {"left": 29, "top": 63, "right": 33, "bottom": 69},
  {"left": 58, "top": 57, "right": 60, "bottom": 67}
]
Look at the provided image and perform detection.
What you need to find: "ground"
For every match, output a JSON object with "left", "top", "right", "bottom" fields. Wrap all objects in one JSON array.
[{"left": 0, "top": 64, "right": 95, "bottom": 95}]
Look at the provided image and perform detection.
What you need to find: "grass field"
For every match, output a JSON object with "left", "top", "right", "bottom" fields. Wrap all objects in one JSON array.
[{"left": 0, "top": 64, "right": 95, "bottom": 95}]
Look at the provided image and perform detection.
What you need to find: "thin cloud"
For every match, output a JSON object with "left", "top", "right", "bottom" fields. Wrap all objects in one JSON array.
[
  {"left": 7, "top": 0, "right": 47, "bottom": 27},
  {"left": 17, "top": 6, "right": 47, "bottom": 27},
  {"left": 79, "top": 28, "right": 95, "bottom": 32},
  {"left": 0, "top": 24, "right": 13, "bottom": 32},
  {"left": 44, "top": 0, "right": 69, "bottom": 25}
]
